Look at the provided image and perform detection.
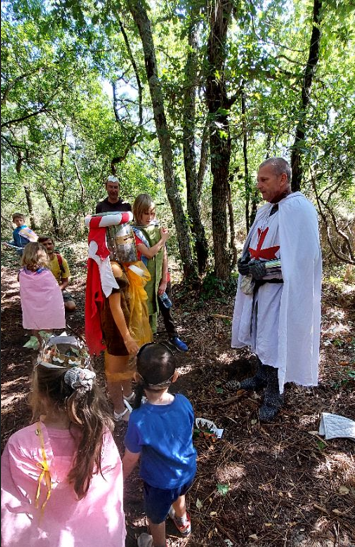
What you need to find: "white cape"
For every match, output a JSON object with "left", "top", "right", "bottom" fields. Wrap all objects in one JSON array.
[{"left": 231, "top": 192, "right": 322, "bottom": 393}]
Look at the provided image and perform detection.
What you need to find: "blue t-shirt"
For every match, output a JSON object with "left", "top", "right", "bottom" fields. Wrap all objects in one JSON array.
[
  {"left": 125, "top": 394, "right": 197, "bottom": 489},
  {"left": 8, "top": 225, "right": 33, "bottom": 255}
]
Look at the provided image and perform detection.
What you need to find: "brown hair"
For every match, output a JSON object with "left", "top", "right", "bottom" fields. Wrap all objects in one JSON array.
[
  {"left": 20, "top": 242, "right": 49, "bottom": 271},
  {"left": 38, "top": 235, "right": 54, "bottom": 245},
  {"left": 133, "top": 193, "right": 155, "bottom": 224},
  {"left": 12, "top": 212, "right": 25, "bottom": 222},
  {"left": 30, "top": 364, "right": 114, "bottom": 499}
]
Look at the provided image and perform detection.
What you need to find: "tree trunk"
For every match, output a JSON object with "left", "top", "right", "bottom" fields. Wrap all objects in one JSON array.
[
  {"left": 183, "top": 18, "right": 208, "bottom": 275},
  {"left": 42, "top": 185, "right": 60, "bottom": 237},
  {"left": 205, "top": 0, "right": 235, "bottom": 280},
  {"left": 15, "top": 151, "right": 37, "bottom": 230},
  {"left": 241, "top": 84, "right": 252, "bottom": 232},
  {"left": 127, "top": 0, "right": 196, "bottom": 281},
  {"left": 197, "top": 120, "right": 209, "bottom": 196},
  {"left": 23, "top": 185, "right": 37, "bottom": 230},
  {"left": 227, "top": 176, "right": 238, "bottom": 269},
  {"left": 291, "top": 0, "right": 323, "bottom": 191}
]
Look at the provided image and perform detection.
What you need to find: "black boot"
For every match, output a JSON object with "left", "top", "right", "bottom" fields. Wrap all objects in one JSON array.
[
  {"left": 259, "top": 366, "right": 283, "bottom": 422},
  {"left": 239, "top": 359, "right": 268, "bottom": 391}
]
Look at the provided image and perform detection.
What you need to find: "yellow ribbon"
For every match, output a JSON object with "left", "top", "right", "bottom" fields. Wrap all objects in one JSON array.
[{"left": 34, "top": 422, "right": 52, "bottom": 517}]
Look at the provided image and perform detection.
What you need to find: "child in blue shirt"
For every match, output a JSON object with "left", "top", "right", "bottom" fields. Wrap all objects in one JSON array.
[
  {"left": 123, "top": 343, "right": 196, "bottom": 547},
  {"left": 5, "top": 213, "right": 38, "bottom": 255}
]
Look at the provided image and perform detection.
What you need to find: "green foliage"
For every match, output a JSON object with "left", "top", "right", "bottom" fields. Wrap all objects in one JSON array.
[
  {"left": 1, "top": 0, "right": 354, "bottom": 271},
  {"left": 201, "top": 271, "right": 238, "bottom": 300}
]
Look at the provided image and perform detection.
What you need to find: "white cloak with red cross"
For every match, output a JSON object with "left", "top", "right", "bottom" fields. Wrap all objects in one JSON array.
[{"left": 231, "top": 192, "right": 322, "bottom": 393}]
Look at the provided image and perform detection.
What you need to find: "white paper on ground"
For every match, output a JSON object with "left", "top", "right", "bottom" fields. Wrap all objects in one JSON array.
[
  {"left": 195, "top": 417, "right": 224, "bottom": 439},
  {"left": 318, "top": 412, "right": 355, "bottom": 441}
]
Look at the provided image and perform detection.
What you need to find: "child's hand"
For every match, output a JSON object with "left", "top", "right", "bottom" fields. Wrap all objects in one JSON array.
[
  {"left": 158, "top": 280, "right": 167, "bottom": 295},
  {"left": 160, "top": 227, "right": 169, "bottom": 242},
  {"left": 124, "top": 336, "right": 139, "bottom": 355}
]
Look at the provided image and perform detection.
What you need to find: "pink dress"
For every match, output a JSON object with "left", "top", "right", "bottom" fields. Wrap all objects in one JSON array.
[
  {"left": 19, "top": 268, "right": 66, "bottom": 330},
  {"left": 1, "top": 423, "right": 126, "bottom": 547}
]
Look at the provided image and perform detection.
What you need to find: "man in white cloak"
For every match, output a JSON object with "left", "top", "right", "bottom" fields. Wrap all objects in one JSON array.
[{"left": 231, "top": 157, "right": 322, "bottom": 421}]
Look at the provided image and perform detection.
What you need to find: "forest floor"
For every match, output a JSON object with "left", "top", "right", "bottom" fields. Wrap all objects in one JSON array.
[{"left": 1, "top": 246, "right": 355, "bottom": 547}]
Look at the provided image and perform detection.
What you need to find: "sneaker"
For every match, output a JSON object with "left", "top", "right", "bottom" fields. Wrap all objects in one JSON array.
[
  {"left": 168, "top": 506, "right": 191, "bottom": 537},
  {"left": 137, "top": 533, "right": 153, "bottom": 547},
  {"left": 169, "top": 336, "right": 188, "bottom": 352}
]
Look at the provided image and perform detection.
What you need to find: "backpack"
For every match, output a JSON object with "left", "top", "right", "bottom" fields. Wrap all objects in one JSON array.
[{"left": 55, "top": 252, "right": 66, "bottom": 274}]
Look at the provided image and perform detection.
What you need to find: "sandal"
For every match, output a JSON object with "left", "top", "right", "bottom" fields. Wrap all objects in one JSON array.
[
  {"left": 113, "top": 408, "right": 130, "bottom": 422},
  {"left": 123, "top": 392, "right": 135, "bottom": 404}
]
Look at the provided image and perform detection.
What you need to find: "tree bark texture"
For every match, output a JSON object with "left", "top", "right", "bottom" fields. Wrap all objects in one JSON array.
[
  {"left": 241, "top": 84, "right": 251, "bottom": 232},
  {"left": 206, "top": 0, "right": 234, "bottom": 280},
  {"left": 291, "top": 0, "right": 323, "bottom": 191},
  {"left": 42, "top": 185, "right": 60, "bottom": 237},
  {"left": 23, "top": 185, "right": 37, "bottom": 230},
  {"left": 127, "top": 0, "right": 196, "bottom": 280},
  {"left": 183, "top": 19, "right": 208, "bottom": 275}
]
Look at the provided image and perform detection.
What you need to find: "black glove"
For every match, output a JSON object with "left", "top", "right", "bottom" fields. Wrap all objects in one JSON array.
[
  {"left": 237, "top": 255, "right": 250, "bottom": 276},
  {"left": 249, "top": 260, "right": 267, "bottom": 280}
]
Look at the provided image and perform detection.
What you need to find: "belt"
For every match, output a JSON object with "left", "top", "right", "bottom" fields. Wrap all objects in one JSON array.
[{"left": 255, "top": 278, "right": 284, "bottom": 290}]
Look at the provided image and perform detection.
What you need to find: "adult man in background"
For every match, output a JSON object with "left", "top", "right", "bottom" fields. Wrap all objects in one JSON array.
[
  {"left": 95, "top": 175, "right": 132, "bottom": 214},
  {"left": 38, "top": 236, "right": 76, "bottom": 312},
  {"left": 231, "top": 157, "right": 322, "bottom": 421}
]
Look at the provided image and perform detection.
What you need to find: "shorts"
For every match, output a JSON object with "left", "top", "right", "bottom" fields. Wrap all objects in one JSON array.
[
  {"left": 63, "top": 291, "right": 74, "bottom": 303},
  {"left": 143, "top": 477, "right": 194, "bottom": 524}
]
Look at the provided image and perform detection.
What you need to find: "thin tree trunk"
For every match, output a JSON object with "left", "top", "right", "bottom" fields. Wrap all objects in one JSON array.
[
  {"left": 15, "top": 150, "right": 37, "bottom": 230},
  {"left": 241, "top": 84, "right": 251, "bottom": 232},
  {"left": 197, "top": 120, "right": 209, "bottom": 196},
  {"left": 206, "top": 0, "right": 235, "bottom": 280},
  {"left": 23, "top": 185, "right": 37, "bottom": 230},
  {"left": 127, "top": 0, "right": 196, "bottom": 281},
  {"left": 74, "top": 158, "right": 86, "bottom": 212},
  {"left": 183, "top": 18, "right": 208, "bottom": 275},
  {"left": 291, "top": 0, "right": 323, "bottom": 191},
  {"left": 42, "top": 185, "right": 60, "bottom": 237},
  {"left": 227, "top": 177, "right": 238, "bottom": 269}
]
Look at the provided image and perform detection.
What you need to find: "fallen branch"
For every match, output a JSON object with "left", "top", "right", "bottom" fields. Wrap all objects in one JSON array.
[
  {"left": 215, "top": 520, "right": 238, "bottom": 545},
  {"left": 210, "top": 313, "right": 232, "bottom": 320}
]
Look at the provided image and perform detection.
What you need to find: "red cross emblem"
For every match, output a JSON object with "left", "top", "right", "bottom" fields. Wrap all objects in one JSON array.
[{"left": 249, "top": 227, "right": 280, "bottom": 260}]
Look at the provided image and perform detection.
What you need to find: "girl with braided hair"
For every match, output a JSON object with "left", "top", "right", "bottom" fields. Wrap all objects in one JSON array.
[{"left": 1, "top": 336, "right": 126, "bottom": 547}]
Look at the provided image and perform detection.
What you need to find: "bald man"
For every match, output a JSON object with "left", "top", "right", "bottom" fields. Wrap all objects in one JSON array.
[{"left": 232, "top": 158, "right": 322, "bottom": 422}]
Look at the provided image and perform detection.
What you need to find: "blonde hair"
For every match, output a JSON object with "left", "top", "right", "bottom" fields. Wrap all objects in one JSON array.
[
  {"left": 133, "top": 194, "right": 155, "bottom": 224},
  {"left": 21, "top": 242, "right": 49, "bottom": 271}
]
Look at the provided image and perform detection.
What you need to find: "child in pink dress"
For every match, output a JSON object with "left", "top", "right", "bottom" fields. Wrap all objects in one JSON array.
[
  {"left": 19, "top": 242, "right": 66, "bottom": 333},
  {"left": 1, "top": 336, "right": 126, "bottom": 547}
]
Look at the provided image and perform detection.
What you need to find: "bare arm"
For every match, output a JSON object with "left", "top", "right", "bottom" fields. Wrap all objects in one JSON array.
[
  {"left": 136, "top": 228, "right": 169, "bottom": 260},
  {"left": 122, "top": 449, "right": 140, "bottom": 480},
  {"left": 59, "top": 277, "right": 69, "bottom": 291},
  {"left": 109, "top": 263, "right": 139, "bottom": 355},
  {"left": 158, "top": 247, "right": 168, "bottom": 295}
]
